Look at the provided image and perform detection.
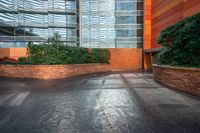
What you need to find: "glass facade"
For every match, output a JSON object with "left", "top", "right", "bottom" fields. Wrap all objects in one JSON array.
[
  {"left": 0, "top": 0, "right": 144, "bottom": 48},
  {"left": 80, "top": 0, "right": 144, "bottom": 48},
  {"left": 0, "top": 0, "right": 79, "bottom": 47}
]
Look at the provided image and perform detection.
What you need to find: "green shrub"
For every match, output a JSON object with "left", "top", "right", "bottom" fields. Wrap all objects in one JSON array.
[
  {"left": 18, "top": 57, "right": 30, "bottom": 64},
  {"left": 157, "top": 12, "right": 200, "bottom": 67},
  {"left": 89, "top": 49, "right": 111, "bottom": 64},
  {"left": 18, "top": 33, "right": 111, "bottom": 65}
]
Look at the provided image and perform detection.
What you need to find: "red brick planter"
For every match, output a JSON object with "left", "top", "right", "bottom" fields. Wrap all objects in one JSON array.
[
  {"left": 153, "top": 64, "right": 200, "bottom": 96},
  {"left": 0, "top": 64, "right": 111, "bottom": 80}
]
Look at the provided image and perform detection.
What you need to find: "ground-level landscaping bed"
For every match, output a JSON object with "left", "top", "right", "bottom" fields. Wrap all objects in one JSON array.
[
  {"left": 153, "top": 13, "right": 200, "bottom": 96},
  {"left": 0, "top": 34, "right": 112, "bottom": 79},
  {"left": 153, "top": 64, "right": 200, "bottom": 96},
  {"left": 0, "top": 64, "right": 111, "bottom": 80}
]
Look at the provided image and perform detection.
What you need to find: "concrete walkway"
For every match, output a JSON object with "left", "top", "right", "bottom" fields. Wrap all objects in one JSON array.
[{"left": 0, "top": 72, "right": 200, "bottom": 133}]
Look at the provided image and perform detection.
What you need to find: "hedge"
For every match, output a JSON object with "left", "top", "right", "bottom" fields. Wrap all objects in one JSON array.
[
  {"left": 157, "top": 12, "right": 200, "bottom": 67},
  {"left": 18, "top": 45, "right": 110, "bottom": 65},
  {"left": 2, "top": 34, "right": 111, "bottom": 65}
]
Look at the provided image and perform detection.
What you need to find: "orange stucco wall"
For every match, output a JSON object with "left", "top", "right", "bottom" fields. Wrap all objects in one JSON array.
[
  {"left": 109, "top": 48, "right": 142, "bottom": 71},
  {"left": 9, "top": 48, "right": 28, "bottom": 59},
  {"left": 144, "top": 0, "right": 200, "bottom": 50},
  {"left": 0, "top": 48, "right": 142, "bottom": 71},
  {"left": 0, "top": 48, "right": 10, "bottom": 58},
  {"left": 0, "top": 48, "right": 27, "bottom": 59}
]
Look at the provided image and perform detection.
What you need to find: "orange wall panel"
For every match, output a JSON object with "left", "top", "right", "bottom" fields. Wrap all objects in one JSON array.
[
  {"left": 183, "top": 0, "right": 200, "bottom": 18},
  {"left": 144, "top": 0, "right": 152, "bottom": 50},
  {"left": 109, "top": 48, "right": 142, "bottom": 71},
  {"left": 9, "top": 48, "right": 27, "bottom": 59},
  {"left": 151, "top": 0, "right": 183, "bottom": 48},
  {"left": 0, "top": 48, "right": 10, "bottom": 58},
  {"left": 144, "top": 0, "right": 200, "bottom": 50},
  {"left": 144, "top": 0, "right": 200, "bottom": 70},
  {"left": 0, "top": 48, "right": 27, "bottom": 59},
  {"left": 152, "top": 0, "right": 183, "bottom": 19}
]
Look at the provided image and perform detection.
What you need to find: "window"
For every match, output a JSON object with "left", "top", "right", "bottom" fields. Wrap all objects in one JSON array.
[
  {"left": 80, "top": 0, "right": 143, "bottom": 48},
  {"left": 116, "top": 16, "right": 136, "bottom": 24},
  {"left": 116, "top": 29, "right": 136, "bottom": 37},
  {"left": 115, "top": 2, "right": 136, "bottom": 10}
]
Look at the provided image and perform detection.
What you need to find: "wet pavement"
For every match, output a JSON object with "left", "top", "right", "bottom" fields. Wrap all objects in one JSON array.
[{"left": 0, "top": 72, "right": 200, "bottom": 133}]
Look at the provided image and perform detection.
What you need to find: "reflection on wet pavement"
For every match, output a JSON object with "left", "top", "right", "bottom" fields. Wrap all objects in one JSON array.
[{"left": 0, "top": 72, "right": 200, "bottom": 133}]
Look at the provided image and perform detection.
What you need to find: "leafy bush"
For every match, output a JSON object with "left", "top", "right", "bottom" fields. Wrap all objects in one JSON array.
[
  {"left": 18, "top": 57, "right": 30, "bottom": 64},
  {"left": 17, "top": 33, "right": 111, "bottom": 65},
  {"left": 157, "top": 13, "right": 200, "bottom": 67},
  {"left": 89, "top": 49, "right": 111, "bottom": 64}
]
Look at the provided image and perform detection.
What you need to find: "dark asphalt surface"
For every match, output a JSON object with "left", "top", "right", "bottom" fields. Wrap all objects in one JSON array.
[{"left": 0, "top": 72, "right": 200, "bottom": 133}]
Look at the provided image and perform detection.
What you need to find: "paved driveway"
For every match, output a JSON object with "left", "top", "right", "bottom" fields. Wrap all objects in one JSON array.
[{"left": 0, "top": 72, "right": 200, "bottom": 133}]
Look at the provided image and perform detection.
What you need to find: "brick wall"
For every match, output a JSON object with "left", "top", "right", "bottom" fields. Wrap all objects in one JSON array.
[
  {"left": 0, "top": 64, "right": 111, "bottom": 80},
  {"left": 153, "top": 65, "right": 200, "bottom": 96}
]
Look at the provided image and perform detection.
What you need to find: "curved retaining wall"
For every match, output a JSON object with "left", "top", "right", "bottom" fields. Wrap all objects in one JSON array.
[
  {"left": 0, "top": 64, "right": 111, "bottom": 80},
  {"left": 153, "top": 65, "right": 200, "bottom": 96}
]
